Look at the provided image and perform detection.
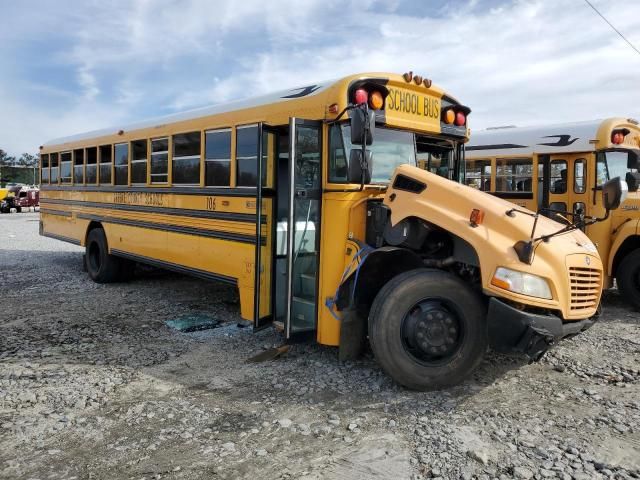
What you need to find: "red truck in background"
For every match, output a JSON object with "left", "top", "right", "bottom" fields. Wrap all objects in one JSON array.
[{"left": 0, "top": 185, "right": 39, "bottom": 213}]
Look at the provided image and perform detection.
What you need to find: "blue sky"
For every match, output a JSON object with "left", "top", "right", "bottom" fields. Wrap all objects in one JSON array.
[{"left": 1, "top": 0, "right": 639, "bottom": 156}]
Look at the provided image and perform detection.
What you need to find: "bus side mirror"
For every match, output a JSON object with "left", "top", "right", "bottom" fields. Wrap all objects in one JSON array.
[
  {"left": 602, "top": 177, "right": 628, "bottom": 211},
  {"left": 348, "top": 149, "right": 372, "bottom": 184},
  {"left": 350, "top": 108, "right": 375, "bottom": 145},
  {"left": 626, "top": 172, "right": 640, "bottom": 192}
]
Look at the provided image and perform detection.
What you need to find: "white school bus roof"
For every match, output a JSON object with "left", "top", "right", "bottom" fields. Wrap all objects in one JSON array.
[
  {"left": 467, "top": 118, "right": 640, "bottom": 157},
  {"left": 41, "top": 72, "right": 470, "bottom": 152}
]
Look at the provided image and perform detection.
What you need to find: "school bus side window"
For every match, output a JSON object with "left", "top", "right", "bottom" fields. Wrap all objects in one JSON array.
[
  {"left": 550, "top": 160, "right": 567, "bottom": 194},
  {"left": 40, "top": 154, "right": 49, "bottom": 184},
  {"left": 328, "top": 124, "right": 348, "bottom": 183},
  {"left": 99, "top": 145, "right": 112, "bottom": 184},
  {"left": 574, "top": 158, "right": 586, "bottom": 193},
  {"left": 205, "top": 129, "right": 231, "bottom": 186},
  {"left": 60, "top": 152, "right": 72, "bottom": 183},
  {"left": 173, "top": 132, "right": 200, "bottom": 185},
  {"left": 50, "top": 153, "right": 59, "bottom": 183},
  {"left": 466, "top": 159, "right": 491, "bottom": 190},
  {"left": 495, "top": 158, "right": 532, "bottom": 192},
  {"left": 131, "top": 140, "right": 147, "bottom": 184},
  {"left": 237, "top": 125, "right": 259, "bottom": 186},
  {"left": 150, "top": 138, "right": 168, "bottom": 184},
  {"left": 73, "top": 148, "right": 84, "bottom": 184},
  {"left": 86, "top": 147, "right": 97, "bottom": 184},
  {"left": 114, "top": 143, "right": 129, "bottom": 185}
]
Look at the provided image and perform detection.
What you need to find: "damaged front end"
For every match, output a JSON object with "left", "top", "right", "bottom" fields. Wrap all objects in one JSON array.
[{"left": 487, "top": 297, "right": 600, "bottom": 361}]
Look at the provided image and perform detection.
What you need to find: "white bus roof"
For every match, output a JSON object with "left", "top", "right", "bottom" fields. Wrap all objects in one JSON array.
[
  {"left": 467, "top": 119, "right": 610, "bottom": 157},
  {"left": 43, "top": 80, "right": 335, "bottom": 147}
]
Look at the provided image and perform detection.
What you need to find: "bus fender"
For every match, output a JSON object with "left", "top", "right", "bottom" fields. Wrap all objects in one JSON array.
[
  {"left": 334, "top": 246, "right": 423, "bottom": 362},
  {"left": 334, "top": 246, "right": 423, "bottom": 313},
  {"left": 609, "top": 220, "right": 640, "bottom": 276}
]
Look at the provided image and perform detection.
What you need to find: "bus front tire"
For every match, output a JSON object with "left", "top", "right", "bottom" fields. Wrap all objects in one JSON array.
[
  {"left": 368, "top": 268, "right": 487, "bottom": 391},
  {"left": 616, "top": 249, "right": 640, "bottom": 309},
  {"left": 86, "top": 228, "right": 128, "bottom": 283}
]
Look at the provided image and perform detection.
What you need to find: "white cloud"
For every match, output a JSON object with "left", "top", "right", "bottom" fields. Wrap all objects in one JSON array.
[{"left": 1, "top": 0, "right": 639, "bottom": 155}]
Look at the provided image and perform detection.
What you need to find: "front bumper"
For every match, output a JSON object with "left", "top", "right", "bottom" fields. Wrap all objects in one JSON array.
[{"left": 487, "top": 297, "right": 598, "bottom": 361}]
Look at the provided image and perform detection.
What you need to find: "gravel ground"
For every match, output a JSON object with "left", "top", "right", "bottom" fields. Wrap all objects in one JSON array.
[{"left": 1, "top": 212, "right": 639, "bottom": 480}]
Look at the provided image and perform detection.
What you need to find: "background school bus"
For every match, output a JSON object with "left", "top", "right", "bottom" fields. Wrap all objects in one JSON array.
[{"left": 467, "top": 118, "right": 640, "bottom": 307}]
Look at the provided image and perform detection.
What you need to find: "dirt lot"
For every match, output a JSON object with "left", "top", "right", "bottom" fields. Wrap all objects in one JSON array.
[{"left": 1, "top": 212, "right": 639, "bottom": 480}]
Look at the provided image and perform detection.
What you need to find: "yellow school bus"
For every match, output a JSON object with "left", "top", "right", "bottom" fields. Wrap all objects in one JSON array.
[
  {"left": 39, "top": 73, "right": 625, "bottom": 390},
  {"left": 467, "top": 119, "right": 640, "bottom": 308}
]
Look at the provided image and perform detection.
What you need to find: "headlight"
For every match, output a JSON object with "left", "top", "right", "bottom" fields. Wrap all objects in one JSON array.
[{"left": 491, "top": 267, "right": 553, "bottom": 300}]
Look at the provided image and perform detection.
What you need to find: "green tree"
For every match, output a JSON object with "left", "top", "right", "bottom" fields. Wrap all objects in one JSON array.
[
  {"left": 18, "top": 153, "right": 38, "bottom": 167},
  {"left": 0, "top": 149, "right": 16, "bottom": 166}
]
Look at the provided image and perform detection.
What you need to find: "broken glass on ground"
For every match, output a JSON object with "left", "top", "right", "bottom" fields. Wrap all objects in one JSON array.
[{"left": 165, "top": 314, "right": 221, "bottom": 332}]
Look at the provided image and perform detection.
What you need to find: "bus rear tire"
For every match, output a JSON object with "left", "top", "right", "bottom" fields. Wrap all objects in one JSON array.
[
  {"left": 86, "top": 228, "right": 126, "bottom": 283},
  {"left": 616, "top": 249, "right": 640, "bottom": 309},
  {"left": 368, "top": 268, "right": 487, "bottom": 391}
]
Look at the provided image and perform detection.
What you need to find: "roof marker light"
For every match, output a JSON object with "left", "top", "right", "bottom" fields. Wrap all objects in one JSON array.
[
  {"left": 443, "top": 109, "right": 455, "bottom": 124},
  {"left": 403, "top": 71, "right": 413, "bottom": 83},
  {"left": 369, "top": 91, "right": 384, "bottom": 110},
  {"left": 413, "top": 75, "right": 423, "bottom": 85},
  {"left": 612, "top": 132, "right": 623, "bottom": 144},
  {"left": 423, "top": 78, "right": 432, "bottom": 88},
  {"left": 354, "top": 88, "right": 368, "bottom": 105}
]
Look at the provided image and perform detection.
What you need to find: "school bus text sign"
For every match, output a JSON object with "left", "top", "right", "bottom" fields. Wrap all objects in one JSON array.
[{"left": 385, "top": 87, "right": 441, "bottom": 131}]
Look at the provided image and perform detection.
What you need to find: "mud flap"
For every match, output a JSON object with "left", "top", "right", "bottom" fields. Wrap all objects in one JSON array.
[{"left": 338, "top": 309, "right": 366, "bottom": 362}]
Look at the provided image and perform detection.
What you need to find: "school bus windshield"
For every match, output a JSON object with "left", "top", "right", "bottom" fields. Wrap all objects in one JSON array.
[
  {"left": 329, "top": 123, "right": 461, "bottom": 184},
  {"left": 596, "top": 150, "right": 633, "bottom": 186}
]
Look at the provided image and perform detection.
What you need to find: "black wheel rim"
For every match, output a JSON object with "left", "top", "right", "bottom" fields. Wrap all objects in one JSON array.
[
  {"left": 88, "top": 240, "right": 101, "bottom": 273},
  {"left": 400, "top": 298, "right": 464, "bottom": 366}
]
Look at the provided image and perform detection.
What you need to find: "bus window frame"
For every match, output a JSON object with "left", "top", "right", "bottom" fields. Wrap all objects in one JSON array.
[
  {"left": 59, "top": 151, "right": 72, "bottom": 184},
  {"left": 171, "top": 130, "right": 202, "bottom": 186},
  {"left": 40, "top": 153, "right": 50, "bottom": 184},
  {"left": 465, "top": 157, "right": 492, "bottom": 191},
  {"left": 98, "top": 144, "right": 113, "bottom": 185},
  {"left": 494, "top": 156, "right": 534, "bottom": 194},
  {"left": 549, "top": 158, "right": 568, "bottom": 195},
  {"left": 150, "top": 137, "right": 169, "bottom": 185},
  {"left": 204, "top": 127, "right": 232, "bottom": 188},
  {"left": 236, "top": 123, "right": 260, "bottom": 188},
  {"left": 113, "top": 142, "right": 129, "bottom": 186},
  {"left": 130, "top": 138, "right": 149, "bottom": 186},
  {"left": 573, "top": 158, "right": 586, "bottom": 194}
]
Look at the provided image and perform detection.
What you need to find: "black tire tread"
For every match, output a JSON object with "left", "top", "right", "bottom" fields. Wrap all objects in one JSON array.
[
  {"left": 86, "top": 228, "right": 125, "bottom": 283},
  {"left": 616, "top": 249, "right": 640, "bottom": 310},
  {"left": 368, "top": 268, "right": 487, "bottom": 391}
]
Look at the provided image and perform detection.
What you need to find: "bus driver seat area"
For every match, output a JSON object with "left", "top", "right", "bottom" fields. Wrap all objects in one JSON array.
[{"left": 553, "top": 169, "right": 567, "bottom": 194}]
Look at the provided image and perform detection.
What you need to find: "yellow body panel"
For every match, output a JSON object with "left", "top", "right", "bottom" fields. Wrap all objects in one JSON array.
[{"left": 386, "top": 165, "right": 603, "bottom": 320}]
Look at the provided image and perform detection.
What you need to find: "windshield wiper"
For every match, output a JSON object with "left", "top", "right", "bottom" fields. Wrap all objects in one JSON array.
[{"left": 506, "top": 206, "right": 605, "bottom": 264}]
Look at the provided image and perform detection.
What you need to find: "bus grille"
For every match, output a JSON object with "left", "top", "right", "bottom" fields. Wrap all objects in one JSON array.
[{"left": 569, "top": 267, "right": 601, "bottom": 312}]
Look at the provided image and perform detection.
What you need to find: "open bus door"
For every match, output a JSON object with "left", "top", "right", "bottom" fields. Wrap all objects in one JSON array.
[
  {"left": 254, "top": 119, "right": 323, "bottom": 339},
  {"left": 285, "top": 118, "right": 322, "bottom": 339},
  {"left": 254, "top": 124, "right": 277, "bottom": 330}
]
